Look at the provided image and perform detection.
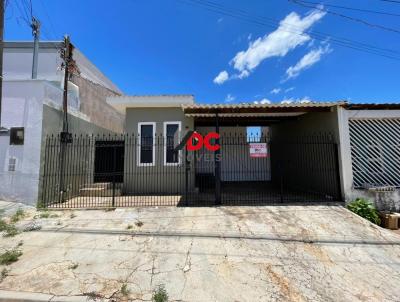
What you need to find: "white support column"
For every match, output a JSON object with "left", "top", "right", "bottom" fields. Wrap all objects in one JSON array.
[{"left": 337, "top": 107, "right": 353, "bottom": 202}]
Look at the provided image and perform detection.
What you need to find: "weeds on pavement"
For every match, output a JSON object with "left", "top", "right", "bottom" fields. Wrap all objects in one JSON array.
[
  {"left": 0, "top": 219, "right": 20, "bottom": 237},
  {"left": 3, "top": 224, "right": 19, "bottom": 237},
  {"left": 0, "top": 268, "right": 9, "bottom": 283},
  {"left": 37, "top": 211, "right": 59, "bottom": 219},
  {"left": 36, "top": 200, "right": 45, "bottom": 209},
  {"left": 37, "top": 211, "right": 50, "bottom": 218},
  {"left": 10, "top": 208, "right": 25, "bottom": 223},
  {"left": 153, "top": 284, "right": 168, "bottom": 302},
  {"left": 0, "top": 248, "right": 23, "bottom": 265},
  {"left": 135, "top": 221, "right": 144, "bottom": 227},
  {"left": 0, "top": 219, "right": 7, "bottom": 231},
  {"left": 69, "top": 263, "right": 79, "bottom": 270},
  {"left": 121, "top": 283, "right": 130, "bottom": 296}
]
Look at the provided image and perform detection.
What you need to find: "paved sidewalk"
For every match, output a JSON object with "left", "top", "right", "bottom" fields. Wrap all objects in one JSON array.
[{"left": 0, "top": 202, "right": 400, "bottom": 301}]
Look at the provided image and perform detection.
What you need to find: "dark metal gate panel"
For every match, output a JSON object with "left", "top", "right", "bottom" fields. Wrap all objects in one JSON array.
[
  {"left": 94, "top": 140, "right": 124, "bottom": 183},
  {"left": 215, "top": 134, "right": 341, "bottom": 205},
  {"left": 270, "top": 137, "right": 342, "bottom": 203}
]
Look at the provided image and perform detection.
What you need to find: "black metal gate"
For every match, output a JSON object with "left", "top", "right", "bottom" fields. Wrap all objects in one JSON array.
[
  {"left": 188, "top": 133, "right": 342, "bottom": 205},
  {"left": 41, "top": 133, "right": 342, "bottom": 208},
  {"left": 94, "top": 140, "right": 124, "bottom": 183}
]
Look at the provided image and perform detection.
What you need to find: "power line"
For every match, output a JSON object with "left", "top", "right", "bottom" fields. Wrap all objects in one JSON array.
[
  {"left": 178, "top": 0, "right": 400, "bottom": 61},
  {"left": 182, "top": 0, "right": 400, "bottom": 56},
  {"left": 11, "top": 0, "right": 62, "bottom": 48},
  {"left": 290, "top": 0, "right": 400, "bottom": 35},
  {"left": 5, "top": 0, "right": 14, "bottom": 21},
  {"left": 379, "top": 0, "right": 400, "bottom": 3},
  {"left": 39, "top": 0, "right": 58, "bottom": 40},
  {"left": 20, "top": 0, "right": 32, "bottom": 20},
  {"left": 295, "top": 0, "right": 400, "bottom": 17},
  {"left": 13, "top": 0, "right": 30, "bottom": 25}
]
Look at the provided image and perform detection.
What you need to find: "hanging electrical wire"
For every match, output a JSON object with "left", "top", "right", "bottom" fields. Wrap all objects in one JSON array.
[
  {"left": 39, "top": 0, "right": 59, "bottom": 40},
  {"left": 178, "top": 0, "right": 400, "bottom": 60},
  {"left": 379, "top": 0, "right": 400, "bottom": 4},
  {"left": 289, "top": 0, "right": 400, "bottom": 35},
  {"left": 291, "top": 0, "right": 400, "bottom": 17},
  {"left": 13, "top": 0, "right": 30, "bottom": 26}
]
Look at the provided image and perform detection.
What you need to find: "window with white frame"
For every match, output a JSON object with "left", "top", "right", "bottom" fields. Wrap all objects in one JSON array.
[
  {"left": 138, "top": 122, "right": 155, "bottom": 166},
  {"left": 164, "top": 122, "right": 181, "bottom": 165}
]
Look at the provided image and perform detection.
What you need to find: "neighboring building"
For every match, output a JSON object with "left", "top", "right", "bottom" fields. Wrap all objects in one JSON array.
[
  {"left": 337, "top": 103, "right": 400, "bottom": 211},
  {"left": 40, "top": 95, "right": 400, "bottom": 211},
  {"left": 0, "top": 41, "right": 124, "bottom": 205}
]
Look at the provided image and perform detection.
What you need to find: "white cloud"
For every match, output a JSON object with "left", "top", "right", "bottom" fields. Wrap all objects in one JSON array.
[
  {"left": 307, "top": 39, "right": 315, "bottom": 48},
  {"left": 285, "top": 44, "right": 331, "bottom": 80},
  {"left": 253, "top": 98, "right": 272, "bottom": 104},
  {"left": 228, "top": 70, "right": 250, "bottom": 81},
  {"left": 213, "top": 70, "right": 229, "bottom": 85},
  {"left": 252, "top": 96, "right": 312, "bottom": 105},
  {"left": 281, "top": 96, "right": 312, "bottom": 103},
  {"left": 270, "top": 88, "right": 281, "bottom": 94},
  {"left": 237, "top": 70, "right": 250, "bottom": 79},
  {"left": 225, "top": 94, "right": 235, "bottom": 103},
  {"left": 285, "top": 87, "right": 295, "bottom": 93},
  {"left": 230, "top": 9, "right": 325, "bottom": 78}
]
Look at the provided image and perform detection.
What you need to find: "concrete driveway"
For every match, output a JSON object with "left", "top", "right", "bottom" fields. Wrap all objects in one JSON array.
[{"left": 0, "top": 202, "right": 400, "bottom": 302}]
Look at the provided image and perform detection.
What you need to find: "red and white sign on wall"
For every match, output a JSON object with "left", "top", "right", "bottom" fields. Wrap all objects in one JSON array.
[{"left": 249, "top": 143, "right": 268, "bottom": 158}]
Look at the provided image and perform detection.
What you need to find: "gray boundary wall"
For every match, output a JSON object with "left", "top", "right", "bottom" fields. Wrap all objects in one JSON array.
[
  {"left": 337, "top": 108, "right": 400, "bottom": 211},
  {"left": 38, "top": 104, "right": 115, "bottom": 206}
]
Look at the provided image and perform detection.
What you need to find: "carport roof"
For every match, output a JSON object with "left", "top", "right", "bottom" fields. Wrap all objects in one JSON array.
[{"left": 182, "top": 101, "right": 346, "bottom": 115}]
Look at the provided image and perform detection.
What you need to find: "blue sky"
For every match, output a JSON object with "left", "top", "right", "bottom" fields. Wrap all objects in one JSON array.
[{"left": 5, "top": 0, "right": 400, "bottom": 104}]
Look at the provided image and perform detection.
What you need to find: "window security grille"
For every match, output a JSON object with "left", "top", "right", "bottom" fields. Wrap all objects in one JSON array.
[
  {"left": 8, "top": 157, "right": 16, "bottom": 172},
  {"left": 349, "top": 118, "right": 400, "bottom": 188}
]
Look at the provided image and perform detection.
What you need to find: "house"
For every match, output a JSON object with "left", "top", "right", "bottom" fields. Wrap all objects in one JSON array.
[
  {"left": 0, "top": 41, "right": 124, "bottom": 205},
  {"left": 40, "top": 95, "right": 400, "bottom": 211}
]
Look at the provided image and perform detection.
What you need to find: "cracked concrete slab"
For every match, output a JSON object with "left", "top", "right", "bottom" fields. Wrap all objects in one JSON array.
[{"left": 0, "top": 202, "right": 400, "bottom": 301}]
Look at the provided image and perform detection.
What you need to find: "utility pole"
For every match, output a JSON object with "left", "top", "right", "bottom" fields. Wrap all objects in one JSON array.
[
  {"left": 0, "top": 0, "right": 4, "bottom": 126},
  {"left": 59, "top": 35, "right": 72, "bottom": 199},
  {"left": 61, "top": 35, "right": 71, "bottom": 134},
  {"left": 60, "top": 34, "right": 78, "bottom": 136},
  {"left": 31, "top": 17, "right": 40, "bottom": 79}
]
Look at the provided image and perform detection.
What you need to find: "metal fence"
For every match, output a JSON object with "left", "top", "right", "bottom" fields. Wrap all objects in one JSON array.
[
  {"left": 40, "top": 133, "right": 342, "bottom": 208},
  {"left": 349, "top": 118, "right": 400, "bottom": 188}
]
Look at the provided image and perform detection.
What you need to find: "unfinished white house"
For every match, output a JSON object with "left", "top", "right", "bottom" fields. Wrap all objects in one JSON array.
[{"left": 0, "top": 41, "right": 124, "bottom": 205}]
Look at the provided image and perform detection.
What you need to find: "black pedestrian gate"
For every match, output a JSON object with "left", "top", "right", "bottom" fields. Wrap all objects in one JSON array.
[
  {"left": 40, "top": 133, "right": 342, "bottom": 208},
  {"left": 93, "top": 140, "right": 125, "bottom": 183}
]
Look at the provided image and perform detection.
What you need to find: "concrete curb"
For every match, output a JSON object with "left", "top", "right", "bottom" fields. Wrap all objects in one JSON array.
[{"left": 0, "top": 290, "right": 87, "bottom": 302}]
